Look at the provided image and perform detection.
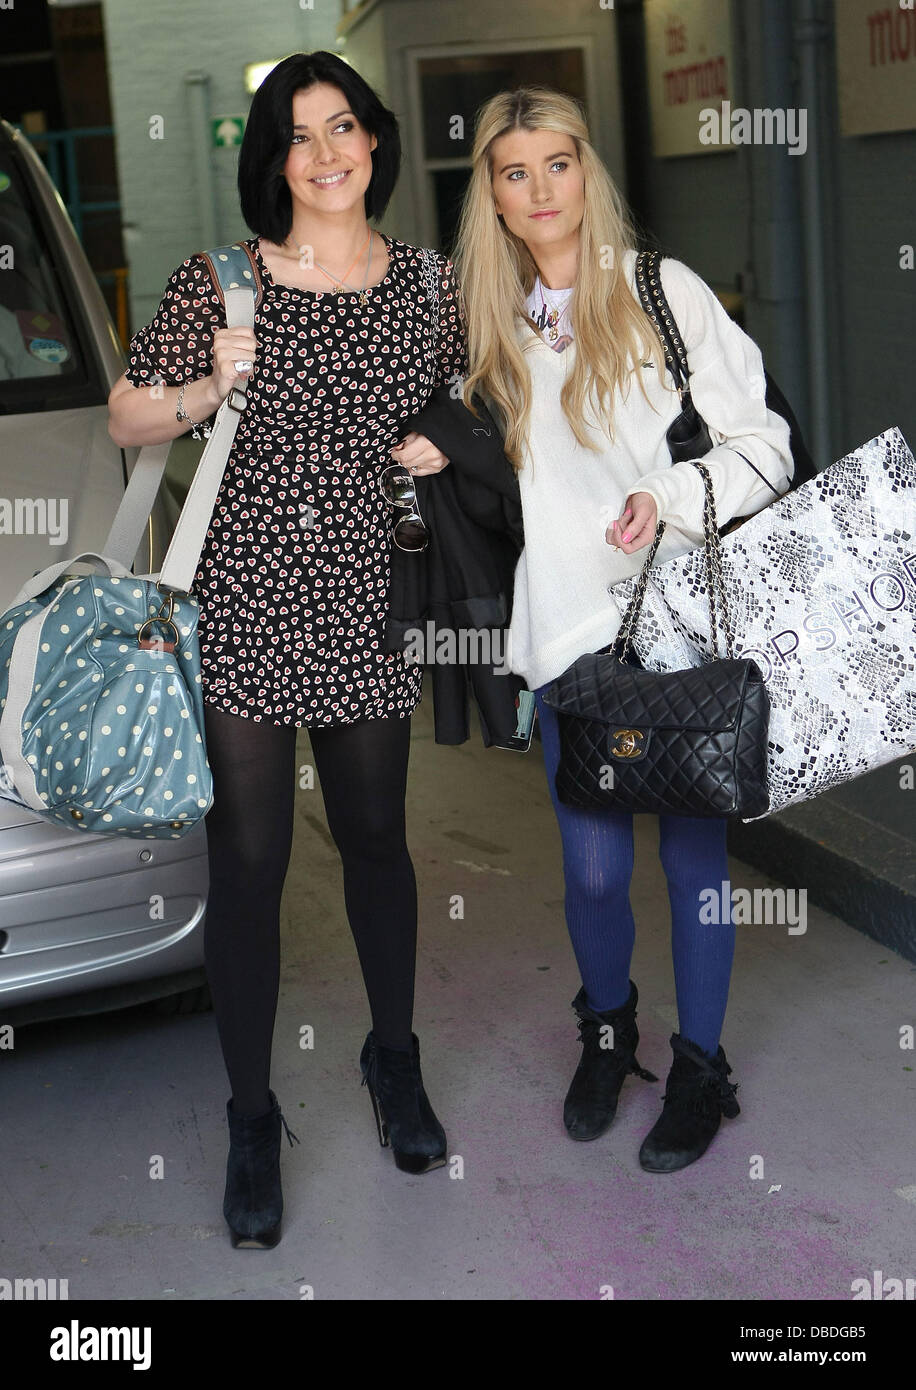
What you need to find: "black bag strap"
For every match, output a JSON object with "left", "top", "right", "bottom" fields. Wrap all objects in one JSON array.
[
  {"left": 635, "top": 250, "right": 690, "bottom": 398},
  {"left": 635, "top": 249, "right": 798, "bottom": 498}
]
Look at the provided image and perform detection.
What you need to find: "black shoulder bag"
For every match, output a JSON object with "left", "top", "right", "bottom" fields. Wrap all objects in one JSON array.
[
  {"left": 633, "top": 249, "right": 815, "bottom": 535},
  {"left": 541, "top": 461, "right": 771, "bottom": 819}
]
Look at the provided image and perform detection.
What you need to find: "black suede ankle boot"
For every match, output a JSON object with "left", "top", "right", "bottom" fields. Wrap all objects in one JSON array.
[
  {"left": 638, "top": 1033, "right": 740, "bottom": 1173},
  {"left": 359, "top": 1032, "right": 447, "bottom": 1174},
  {"left": 223, "top": 1090, "right": 301, "bottom": 1249},
  {"left": 564, "top": 981, "right": 658, "bottom": 1141}
]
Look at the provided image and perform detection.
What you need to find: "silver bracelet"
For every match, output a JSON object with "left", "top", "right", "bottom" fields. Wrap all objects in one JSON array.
[{"left": 176, "top": 382, "right": 213, "bottom": 441}]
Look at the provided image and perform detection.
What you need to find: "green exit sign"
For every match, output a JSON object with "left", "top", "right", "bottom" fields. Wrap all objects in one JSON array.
[{"left": 212, "top": 116, "right": 246, "bottom": 148}]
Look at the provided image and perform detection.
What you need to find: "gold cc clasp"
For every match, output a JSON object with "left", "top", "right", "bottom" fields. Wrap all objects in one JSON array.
[{"left": 611, "top": 728, "right": 645, "bottom": 759}]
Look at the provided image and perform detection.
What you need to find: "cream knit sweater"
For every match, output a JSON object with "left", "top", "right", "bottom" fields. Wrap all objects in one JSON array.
[{"left": 507, "top": 248, "right": 793, "bottom": 690}]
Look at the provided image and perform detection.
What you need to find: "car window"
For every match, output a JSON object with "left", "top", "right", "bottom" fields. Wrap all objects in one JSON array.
[{"left": 0, "top": 142, "right": 102, "bottom": 413}]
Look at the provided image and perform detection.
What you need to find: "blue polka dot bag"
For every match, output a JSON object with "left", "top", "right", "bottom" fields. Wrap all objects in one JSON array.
[
  {"left": 0, "top": 559, "right": 211, "bottom": 840},
  {"left": 0, "top": 244, "right": 258, "bottom": 839}
]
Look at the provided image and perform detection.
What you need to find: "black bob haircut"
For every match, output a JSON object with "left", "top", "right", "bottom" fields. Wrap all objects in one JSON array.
[{"left": 237, "top": 51, "right": 401, "bottom": 243}]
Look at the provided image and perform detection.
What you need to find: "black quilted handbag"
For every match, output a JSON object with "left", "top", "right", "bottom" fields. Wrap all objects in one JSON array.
[{"left": 541, "top": 462, "right": 770, "bottom": 819}]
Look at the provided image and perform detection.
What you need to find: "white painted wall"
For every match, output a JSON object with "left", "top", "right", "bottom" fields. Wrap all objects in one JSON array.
[{"left": 102, "top": 0, "right": 339, "bottom": 328}]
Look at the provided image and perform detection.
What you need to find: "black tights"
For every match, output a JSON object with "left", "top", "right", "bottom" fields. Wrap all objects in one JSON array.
[{"left": 201, "top": 703, "right": 417, "bottom": 1117}]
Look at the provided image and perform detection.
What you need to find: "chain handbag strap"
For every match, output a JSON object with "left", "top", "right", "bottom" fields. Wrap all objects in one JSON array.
[
  {"left": 614, "top": 461, "right": 736, "bottom": 662},
  {"left": 420, "top": 246, "right": 441, "bottom": 366}
]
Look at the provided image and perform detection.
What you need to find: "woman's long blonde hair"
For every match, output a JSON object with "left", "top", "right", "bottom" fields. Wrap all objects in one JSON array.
[{"left": 451, "top": 87, "right": 667, "bottom": 470}]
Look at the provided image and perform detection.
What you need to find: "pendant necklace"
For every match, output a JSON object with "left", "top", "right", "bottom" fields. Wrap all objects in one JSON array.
[
  {"left": 537, "top": 275, "right": 570, "bottom": 342},
  {"left": 312, "top": 230, "right": 374, "bottom": 306}
]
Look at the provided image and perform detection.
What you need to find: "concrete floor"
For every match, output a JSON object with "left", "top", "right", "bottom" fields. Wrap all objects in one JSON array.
[{"left": 3, "top": 691, "right": 915, "bottom": 1301}]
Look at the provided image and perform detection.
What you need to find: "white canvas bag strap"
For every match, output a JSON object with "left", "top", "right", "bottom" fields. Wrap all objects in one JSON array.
[{"left": 102, "top": 265, "right": 256, "bottom": 589}]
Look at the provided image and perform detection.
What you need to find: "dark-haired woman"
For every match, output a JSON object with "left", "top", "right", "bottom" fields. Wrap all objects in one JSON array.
[{"left": 108, "top": 52, "right": 466, "bottom": 1248}]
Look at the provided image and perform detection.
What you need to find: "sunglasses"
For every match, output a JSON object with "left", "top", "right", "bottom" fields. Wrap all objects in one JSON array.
[{"left": 379, "top": 464, "right": 429, "bottom": 553}]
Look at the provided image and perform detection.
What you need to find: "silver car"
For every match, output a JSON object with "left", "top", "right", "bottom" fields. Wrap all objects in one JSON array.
[{"left": 0, "top": 118, "right": 211, "bottom": 1024}]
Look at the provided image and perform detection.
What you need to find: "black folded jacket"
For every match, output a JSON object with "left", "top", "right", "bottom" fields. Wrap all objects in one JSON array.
[{"left": 384, "top": 386, "right": 527, "bottom": 747}]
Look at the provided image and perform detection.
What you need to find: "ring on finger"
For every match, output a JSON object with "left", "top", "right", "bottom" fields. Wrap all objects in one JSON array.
[{"left": 234, "top": 359, "right": 253, "bottom": 372}]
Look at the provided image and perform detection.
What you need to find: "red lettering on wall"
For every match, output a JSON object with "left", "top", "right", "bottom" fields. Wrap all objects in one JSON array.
[
  {"left": 867, "top": 7, "right": 916, "bottom": 65},
  {"left": 662, "top": 57, "right": 729, "bottom": 106},
  {"left": 665, "top": 17, "right": 688, "bottom": 56}
]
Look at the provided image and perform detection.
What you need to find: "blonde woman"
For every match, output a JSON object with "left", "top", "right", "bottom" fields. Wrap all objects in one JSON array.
[{"left": 450, "top": 88, "right": 792, "bottom": 1172}]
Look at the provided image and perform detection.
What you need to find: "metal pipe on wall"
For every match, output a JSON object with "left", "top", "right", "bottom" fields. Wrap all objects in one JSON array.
[
  {"left": 794, "top": 0, "right": 832, "bottom": 468},
  {"left": 183, "top": 70, "right": 217, "bottom": 252},
  {"left": 742, "top": 0, "right": 808, "bottom": 434}
]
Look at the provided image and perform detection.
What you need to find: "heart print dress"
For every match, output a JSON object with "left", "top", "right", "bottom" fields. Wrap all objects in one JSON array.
[{"left": 124, "top": 233, "right": 467, "bottom": 726}]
